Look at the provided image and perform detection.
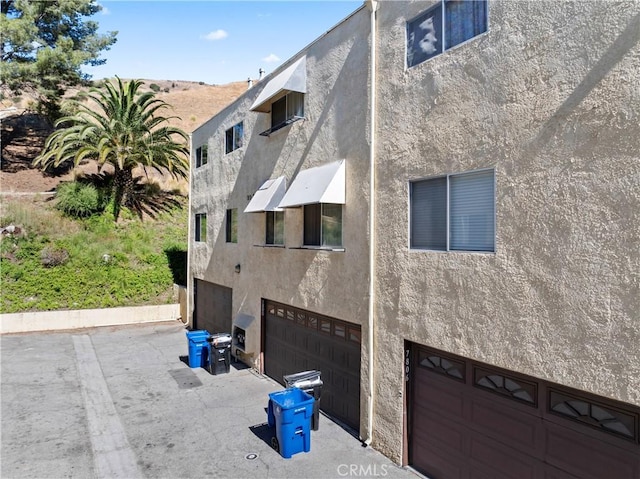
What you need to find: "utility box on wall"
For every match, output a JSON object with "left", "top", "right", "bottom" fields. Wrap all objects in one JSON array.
[{"left": 232, "top": 313, "right": 258, "bottom": 367}]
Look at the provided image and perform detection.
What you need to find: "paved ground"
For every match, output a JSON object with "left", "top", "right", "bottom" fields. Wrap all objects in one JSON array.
[{"left": 1, "top": 321, "right": 417, "bottom": 479}]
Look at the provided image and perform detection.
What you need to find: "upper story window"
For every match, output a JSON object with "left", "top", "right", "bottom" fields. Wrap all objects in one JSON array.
[
  {"left": 268, "top": 91, "right": 304, "bottom": 135},
  {"left": 266, "top": 211, "right": 285, "bottom": 246},
  {"left": 407, "top": 0, "right": 487, "bottom": 68},
  {"left": 304, "top": 203, "right": 342, "bottom": 248},
  {"left": 225, "top": 122, "right": 244, "bottom": 154},
  {"left": 249, "top": 56, "right": 307, "bottom": 137},
  {"left": 410, "top": 169, "right": 495, "bottom": 252},
  {"left": 195, "top": 144, "right": 208, "bottom": 168},
  {"left": 195, "top": 213, "right": 207, "bottom": 242},
  {"left": 226, "top": 208, "right": 238, "bottom": 243}
]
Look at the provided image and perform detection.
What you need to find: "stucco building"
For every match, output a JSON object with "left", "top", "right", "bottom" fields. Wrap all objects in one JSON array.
[{"left": 189, "top": 1, "right": 640, "bottom": 477}]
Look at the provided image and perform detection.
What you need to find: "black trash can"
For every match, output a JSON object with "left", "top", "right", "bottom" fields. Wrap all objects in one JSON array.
[
  {"left": 207, "top": 333, "right": 232, "bottom": 375},
  {"left": 283, "top": 370, "right": 323, "bottom": 431}
]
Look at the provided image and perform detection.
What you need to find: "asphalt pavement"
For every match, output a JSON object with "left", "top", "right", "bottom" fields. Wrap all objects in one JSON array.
[{"left": 1, "top": 321, "right": 417, "bottom": 479}]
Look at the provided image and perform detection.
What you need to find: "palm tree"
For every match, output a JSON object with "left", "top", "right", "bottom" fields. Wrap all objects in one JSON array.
[{"left": 34, "top": 77, "right": 189, "bottom": 219}]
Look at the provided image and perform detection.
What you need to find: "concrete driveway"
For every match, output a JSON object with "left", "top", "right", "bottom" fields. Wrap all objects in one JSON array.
[{"left": 1, "top": 321, "right": 416, "bottom": 479}]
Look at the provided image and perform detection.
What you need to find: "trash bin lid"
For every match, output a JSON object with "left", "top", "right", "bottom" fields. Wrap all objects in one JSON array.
[
  {"left": 283, "top": 370, "right": 321, "bottom": 385},
  {"left": 291, "top": 378, "right": 323, "bottom": 389},
  {"left": 208, "top": 333, "right": 232, "bottom": 346}
]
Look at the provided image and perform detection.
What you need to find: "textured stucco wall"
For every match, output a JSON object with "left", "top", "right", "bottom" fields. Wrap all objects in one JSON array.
[
  {"left": 372, "top": 0, "right": 640, "bottom": 462},
  {"left": 189, "top": 6, "right": 374, "bottom": 436}
]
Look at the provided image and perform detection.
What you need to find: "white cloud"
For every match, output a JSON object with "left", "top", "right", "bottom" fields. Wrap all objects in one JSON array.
[
  {"left": 262, "top": 53, "right": 281, "bottom": 63},
  {"left": 203, "top": 30, "right": 228, "bottom": 41}
]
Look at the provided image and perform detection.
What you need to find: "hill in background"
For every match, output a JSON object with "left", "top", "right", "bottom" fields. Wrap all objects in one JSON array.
[{"left": 0, "top": 79, "right": 249, "bottom": 194}]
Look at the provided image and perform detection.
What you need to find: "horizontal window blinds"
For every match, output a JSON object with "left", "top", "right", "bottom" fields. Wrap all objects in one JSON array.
[
  {"left": 449, "top": 170, "right": 494, "bottom": 252},
  {"left": 411, "top": 177, "right": 447, "bottom": 250}
]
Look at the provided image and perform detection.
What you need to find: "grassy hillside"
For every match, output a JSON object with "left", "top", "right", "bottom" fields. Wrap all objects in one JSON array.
[
  {"left": 0, "top": 78, "right": 248, "bottom": 314},
  {"left": 0, "top": 196, "right": 187, "bottom": 313}
]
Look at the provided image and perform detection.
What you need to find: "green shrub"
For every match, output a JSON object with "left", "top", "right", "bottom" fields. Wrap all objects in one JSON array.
[
  {"left": 40, "top": 246, "right": 69, "bottom": 267},
  {"left": 149, "top": 83, "right": 161, "bottom": 92},
  {"left": 56, "top": 182, "right": 101, "bottom": 217}
]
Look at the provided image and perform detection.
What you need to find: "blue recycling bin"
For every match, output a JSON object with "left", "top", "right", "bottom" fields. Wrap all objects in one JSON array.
[
  {"left": 186, "top": 330, "right": 210, "bottom": 368},
  {"left": 268, "top": 388, "right": 314, "bottom": 458}
]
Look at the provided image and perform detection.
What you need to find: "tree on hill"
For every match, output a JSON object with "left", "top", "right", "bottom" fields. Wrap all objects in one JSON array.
[
  {"left": 0, "top": 0, "right": 117, "bottom": 118},
  {"left": 33, "top": 77, "right": 190, "bottom": 220}
]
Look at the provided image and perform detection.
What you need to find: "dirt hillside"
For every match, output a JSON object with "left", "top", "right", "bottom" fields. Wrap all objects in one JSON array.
[{"left": 0, "top": 79, "right": 249, "bottom": 194}]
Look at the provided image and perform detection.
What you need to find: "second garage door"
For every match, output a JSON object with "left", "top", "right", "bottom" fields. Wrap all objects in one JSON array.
[
  {"left": 408, "top": 343, "right": 640, "bottom": 479},
  {"left": 263, "top": 300, "right": 361, "bottom": 431},
  {"left": 194, "top": 280, "right": 232, "bottom": 334}
]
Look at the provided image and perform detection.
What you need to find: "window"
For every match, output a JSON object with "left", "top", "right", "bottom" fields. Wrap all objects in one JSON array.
[
  {"left": 260, "top": 91, "right": 304, "bottom": 136},
  {"left": 225, "top": 122, "right": 243, "bottom": 154},
  {"left": 225, "top": 208, "right": 237, "bottom": 243},
  {"left": 195, "top": 213, "right": 207, "bottom": 242},
  {"left": 410, "top": 169, "right": 494, "bottom": 252},
  {"left": 265, "top": 211, "right": 284, "bottom": 245},
  {"left": 195, "top": 144, "right": 208, "bottom": 168},
  {"left": 407, "top": 0, "right": 488, "bottom": 68},
  {"left": 303, "top": 203, "right": 342, "bottom": 248}
]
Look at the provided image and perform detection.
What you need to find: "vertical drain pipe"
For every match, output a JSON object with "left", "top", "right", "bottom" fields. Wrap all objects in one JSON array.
[
  {"left": 365, "top": 0, "right": 378, "bottom": 447},
  {"left": 186, "top": 133, "right": 193, "bottom": 329}
]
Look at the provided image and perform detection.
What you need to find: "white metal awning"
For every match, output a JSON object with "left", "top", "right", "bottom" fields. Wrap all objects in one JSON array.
[
  {"left": 278, "top": 160, "right": 345, "bottom": 208},
  {"left": 244, "top": 176, "right": 287, "bottom": 212},
  {"left": 250, "top": 56, "right": 307, "bottom": 113}
]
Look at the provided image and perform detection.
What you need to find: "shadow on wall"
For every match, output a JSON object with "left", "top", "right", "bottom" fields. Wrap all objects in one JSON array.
[
  {"left": 527, "top": 12, "right": 640, "bottom": 159},
  {"left": 165, "top": 246, "right": 187, "bottom": 286}
]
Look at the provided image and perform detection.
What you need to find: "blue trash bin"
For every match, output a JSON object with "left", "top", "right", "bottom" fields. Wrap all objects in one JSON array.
[
  {"left": 186, "top": 330, "right": 210, "bottom": 368},
  {"left": 268, "top": 388, "right": 314, "bottom": 458}
]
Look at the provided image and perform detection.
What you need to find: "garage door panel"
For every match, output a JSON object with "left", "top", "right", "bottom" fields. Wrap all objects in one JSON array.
[
  {"left": 469, "top": 398, "right": 539, "bottom": 451},
  {"left": 194, "top": 280, "right": 232, "bottom": 334},
  {"left": 414, "top": 370, "right": 465, "bottom": 419},
  {"left": 470, "top": 433, "right": 537, "bottom": 479},
  {"left": 412, "top": 409, "right": 465, "bottom": 452},
  {"left": 542, "top": 463, "right": 582, "bottom": 479},
  {"left": 544, "top": 422, "right": 639, "bottom": 479},
  {"left": 412, "top": 440, "right": 465, "bottom": 479}
]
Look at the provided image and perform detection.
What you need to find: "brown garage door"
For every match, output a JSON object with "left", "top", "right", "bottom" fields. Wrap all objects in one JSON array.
[
  {"left": 407, "top": 343, "right": 640, "bottom": 479},
  {"left": 263, "top": 300, "right": 361, "bottom": 431},
  {"left": 194, "top": 280, "right": 232, "bottom": 334}
]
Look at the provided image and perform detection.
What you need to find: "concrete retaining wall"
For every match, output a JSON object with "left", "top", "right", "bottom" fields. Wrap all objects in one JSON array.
[{"left": 0, "top": 303, "right": 181, "bottom": 334}]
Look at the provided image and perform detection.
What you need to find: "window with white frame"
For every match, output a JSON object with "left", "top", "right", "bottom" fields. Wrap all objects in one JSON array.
[
  {"left": 195, "top": 144, "right": 208, "bottom": 168},
  {"left": 304, "top": 203, "right": 342, "bottom": 248},
  {"left": 225, "top": 122, "right": 244, "bottom": 154},
  {"left": 265, "top": 211, "right": 285, "bottom": 245},
  {"left": 195, "top": 213, "right": 207, "bottom": 242},
  {"left": 407, "top": 0, "right": 488, "bottom": 68},
  {"left": 410, "top": 169, "right": 495, "bottom": 252},
  {"left": 226, "top": 208, "right": 238, "bottom": 243}
]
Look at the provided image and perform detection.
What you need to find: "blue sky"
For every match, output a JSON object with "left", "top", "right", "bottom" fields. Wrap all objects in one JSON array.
[{"left": 85, "top": 1, "right": 362, "bottom": 85}]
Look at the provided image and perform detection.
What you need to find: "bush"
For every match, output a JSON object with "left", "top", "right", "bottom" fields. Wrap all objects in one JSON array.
[
  {"left": 40, "top": 246, "right": 69, "bottom": 267},
  {"left": 149, "top": 83, "right": 161, "bottom": 92},
  {"left": 56, "top": 182, "right": 102, "bottom": 217}
]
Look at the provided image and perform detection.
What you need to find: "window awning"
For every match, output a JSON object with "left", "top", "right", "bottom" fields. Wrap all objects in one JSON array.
[
  {"left": 244, "top": 176, "right": 287, "bottom": 212},
  {"left": 250, "top": 56, "right": 307, "bottom": 113},
  {"left": 278, "top": 160, "right": 345, "bottom": 208}
]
